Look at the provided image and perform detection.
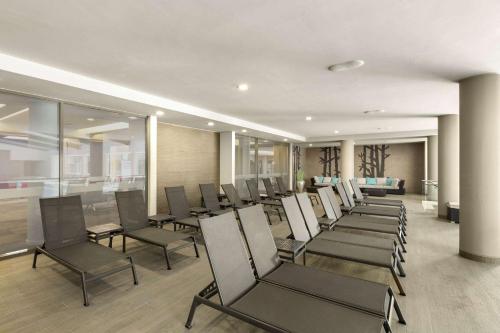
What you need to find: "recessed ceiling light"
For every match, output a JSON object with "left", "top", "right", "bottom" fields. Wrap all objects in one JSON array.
[
  {"left": 241, "top": 129, "right": 247, "bottom": 133},
  {"left": 156, "top": 110, "right": 165, "bottom": 116},
  {"left": 208, "top": 121, "right": 215, "bottom": 126},
  {"left": 237, "top": 83, "right": 249, "bottom": 91},
  {"left": 364, "top": 109, "right": 385, "bottom": 115},
  {"left": 334, "top": 130, "right": 339, "bottom": 134},
  {"left": 309, "top": 143, "right": 313, "bottom": 147},
  {"left": 263, "top": 140, "right": 269, "bottom": 143},
  {"left": 283, "top": 138, "right": 288, "bottom": 142},
  {"left": 328, "top": 60, "right": 364, "bottom": 72},
  {"left": 87, "top": 118, "right": 95, "bottom": 121},
  {"left": 128, "top": 116, "right": 138, "bottom": 120},
  {"left": 305, "top": 116, "right": 312, "bottom": 121},
  {"left": 0, "top": 104, "right": 5, "bottom": 108}
]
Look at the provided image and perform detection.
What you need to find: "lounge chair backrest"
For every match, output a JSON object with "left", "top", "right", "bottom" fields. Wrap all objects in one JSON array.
[
  {"left": 295, "top": 193, "right": 321, "bottom": 238},
  {"left": 281, "top": 196, "right": 312, "bottom": 242},
  {"left": 276, "top": 177, "right": 288, "bottom": 193},
  {"left": 336, "top": 182, "right": 354, "bottom": 208},
  {"left": 115, "top": 190, "right": 150, "bottom": 232},
  {"left": 350, "top": 179, "right": 364, "bottom": 200},
  {"left": 262, "top": 178, "right": 278, "bottom": 200},
  {"left": 221, "top": 183, "right": 243, "bottom": 206},
  {"left": 317, "top": 187, "right": 339, "bottom": 220},
  {"left": 238, "top": 205, "right": 280, "bottom": 277},
  {"left": 342, "top": 181, "right": 357, "bottom": 207},
  {"left": 245, "top": 179, "right": 261, "bottom": 203},
  {"left": 199, "top": 213, "right": 256, "bottom": 306},
  {"left": 165, "top": 186, "right": 191, "bottom": 219},
  {"left": 199, "top": 183, "right": 221, "bottom": 211},
  {"left": 39, "top": 196, "right": 88, "bottom": 249},
  {"left": 325, "top": 186, "right": 344, "bottom": 218}
]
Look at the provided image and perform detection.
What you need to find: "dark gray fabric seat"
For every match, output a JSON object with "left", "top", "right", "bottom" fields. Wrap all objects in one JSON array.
[
  {"left": 262, "top": 177, "right": 283, "bottom": 200},
  {"left": 281, "top": 196, "right": 406, "bottom": 295},
  {"left": 126, "top": 227, "right": 193, "bottom": 245},
  {"left": 33, "top": 195, "right": 138, "bottom": 306},
  {"left": 231, "top": 282, "right": 386, "bottom": 333},
  {"left": 165, "top": 186, "right": 208, "bottom": 230},
  {"left": 246, "top": 179, "right": 282, "bottom": 223},
  {"left": 276, "top": 176, "right": 293, "bottom": 196},
  {"left": 350, "top": 179, "right": 404, "bottom": 208},
  {"left": 116, "top": 190, "right": 199, "bottom": 270},
  {"left": 237, "top": 204, "right": 406, "bottom": 326},
  {"left": 185, "top": 212, "right": 388, "bottom": 333},
  {"left": 221, "top": 183, "right": 253, "bottom": 209}
]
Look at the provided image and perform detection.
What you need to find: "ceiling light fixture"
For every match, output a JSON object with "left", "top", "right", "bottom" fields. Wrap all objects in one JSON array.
[
  {"left": 364, "top": 109, "right": 385, "bottom": 115},
  {"left": 305, "top": 116, "right": 312, "bottom": 121},
  {"left": 0, "top": 107, "right": 29, "bottom": 121},
  {"left": 334, "top": 130, "right": 339, "bottom": 134},
  {"left": 87, "top": 118, "right": 95, "bottom": 121},
  {"left": 237, "top": 83, "right": 249, "bottom": 91},
  {"left": 0, "top": 104, "right": 5, "bottom": 108},
  {"left": 328, "top": 60, "right": 364, "bottom": 72},
  {"left": 241, "top": 129, "right": 247, "bottom": 133},
  {"left": 309, "top": 143, "right": 313, "bottom": 147},
  {"left": 156, "top": 110, "right": 165, "bottom": 116},
  {"left": 128, "top": 116, "right": 138, "bottom": 120},
  {"left": 283, "top": 138, "right": 288, "bottom": 142},
  {"left": 208, "top": 121, "right": 215, "bottom": 126}
]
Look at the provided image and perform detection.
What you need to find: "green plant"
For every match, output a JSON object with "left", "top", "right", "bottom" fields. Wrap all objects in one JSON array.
[{"left": 296, "top": 169, "right": 305, "bottom": 182}]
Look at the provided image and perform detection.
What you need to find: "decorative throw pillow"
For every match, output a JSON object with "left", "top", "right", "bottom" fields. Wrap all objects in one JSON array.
[
  {"left": 366, "top": 177, "right": 377, "bottom": 185},
  {"left": 385, "top": 177, "right": 393, "bottom": 186},
  {"left": 331, "top": 177, "right": 338, "bottom": 184},
  {"left": 314, "top": 176, "right": 323, "bottom": 184},
  {"left": 376, "top": 178, "right": 386, "bottom": 185}
]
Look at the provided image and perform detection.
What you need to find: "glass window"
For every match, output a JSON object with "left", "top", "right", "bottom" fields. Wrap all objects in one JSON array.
[
  {"left": 61, "top": 104, "right": 146, "bottom": 228},
  {"left": 235, "top": 135, "right": 256, "bottom": 197},
  {"left": 0, "top": 92, "right": 59, "bottom": 254}
]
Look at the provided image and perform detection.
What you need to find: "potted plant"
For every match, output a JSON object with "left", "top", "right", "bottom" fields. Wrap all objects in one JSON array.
[{"left": 296, "top": 169, "right": 305, "bottom": 193}]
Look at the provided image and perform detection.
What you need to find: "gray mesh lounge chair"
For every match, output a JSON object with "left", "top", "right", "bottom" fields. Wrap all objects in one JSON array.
[
  {"left": 165, "top": 186, "right": 208, "bottom": 231},
  {"left": 262, "top": 177, "right": 284, "bottom": 200},
  {"left": 199, "top": 183, "right": 233, "bottom": 216},
  {"left": 185, "top": 212, "right": 389, "bottom": 332},
  {"left": 318, "top": 187, "right": 407, "bottom": 252},
  {"left": 246, "top": 179, "right": 282, "bottom": 223},
  {"left": 221, "top": 183, "right": 252, "bottom": 209},
  {"left": 33, "top": 195, "right": 138, "bottom": 306},
  {"left": 338, "top": 181, "right": 406, "bottom": 225},
  {"left": 238, "top": 204, "right": 406, "bottom": 326},
  {"left": 295, "top": 192, "right": 405, "bottom": 265},
  {"left": 276, "top": 176, "right": 293, "bottom": 196},
  {"left": 115, "top": 190, "right": 199, "bottom": 270},
  {"left": 350, "top": 179, "right": 405, "bottom": 210},
  {"left": 281, "top": 195, "right": 406, "bottom": 295}
]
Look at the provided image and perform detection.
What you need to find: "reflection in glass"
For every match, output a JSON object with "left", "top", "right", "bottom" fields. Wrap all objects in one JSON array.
[
  {"left": 235, "top": 135, "right": 256, "bottom": 197},
  {"left": 61, "top": 104, "right": 146, "bottom": 228},
  {"left": 0, "top": 92, "right": 59, "bottom": 254}
]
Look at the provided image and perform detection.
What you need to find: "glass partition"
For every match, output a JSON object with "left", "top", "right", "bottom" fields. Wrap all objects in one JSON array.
[
  {"left": 0, "top": 92, "right": 59, "bottom": 254},
  {"left": 235, "top": 135, "right": 256, "bottom": 197},
  {"left": 257, "top": 140, "right": 289, "bottom": 191},
  {"left": 61, "top": 104, "right": 146, "bottom": 228}
]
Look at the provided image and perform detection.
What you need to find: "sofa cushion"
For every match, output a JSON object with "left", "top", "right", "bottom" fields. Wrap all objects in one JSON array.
[
  {"left": 357, "top": 178, "right": 366, "bottom": 185},
  {"left": 376, "top": 178, "right": 386, "bottom": 185},
  {"left": 385, "top": 177, "right": 394, "bottom": 186},
  {"left": 366, "top": 177, "right": 377, "bottom": 185},
  {"left": 322, "top": 177, "right": 332, "bottom": 183},
  {"left": 331, "top": 177, "right": 339, "bottom": 185},
  {"left": 314, "top": 176, "right": 323, "bottom": 184}
]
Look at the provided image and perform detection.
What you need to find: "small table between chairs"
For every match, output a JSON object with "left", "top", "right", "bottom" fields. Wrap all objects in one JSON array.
[
  {"left": 148, "top": 214, "right": 176, "bottom": 228},
  {"left": 87, "top": 223, "right": 123, "bottom": 248},
  {"left": 274, "top": 237, "right": 307, "bottom": 264}
]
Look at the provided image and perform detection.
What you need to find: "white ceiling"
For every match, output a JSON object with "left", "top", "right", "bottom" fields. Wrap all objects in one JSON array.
[{"left": 0, "top": 0, "right": 499, "bottom": 141}]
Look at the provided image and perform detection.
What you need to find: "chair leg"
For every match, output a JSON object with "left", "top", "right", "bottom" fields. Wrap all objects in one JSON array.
[
  {"left": 390, "top": 267, "right": 406, "bottom": 296},
  {"left": 389, "top": 288, "right": 407, "bottom": 325},
  {"left": 192, "top": 237, "right": 200, "bottom": 258},
  {"left": 122, "top": 235, "right": 127, "bottom": 253},
  {"left": 129, "top": 257, "right": 139, "bottom": 285},
  {"left": 397, "top": 234, "right": 407, "bottom": 252},
  {"left": 265, "top": 211, "right": 271, "bottom": 225},
  {"left": 162, "top": 246, "right": 172, "bottom": 270},
  {"left": 398, "top": 248, "right": 405, "bottom": 263},
  {"left": 174, "top": 223, "right": 177, "bottom": 231},
  {"left": 185, "top": 296, "right": 201, "bottom": 329},
  {"left": 303, "top": 252, "right": 307, "bottom": 266},
  {"left": 277, "top": 209, "right": 283, "bottom": 221},
  {"left": 396, "top": 258, "right": 406, "bottom": 277},
  {"left": 108, "top": 236, "right": 113, "bottom": 248},
  {"left": 80, "top": 272, "right": 90, "bottom": 306},
  {"left": 32, "top": 248, "right": 40, "bottom": 269}
]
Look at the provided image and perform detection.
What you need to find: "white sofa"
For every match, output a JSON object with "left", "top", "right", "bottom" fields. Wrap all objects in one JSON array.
[{"left": 356, "top": 177, "right": 401, "bottom": 190}]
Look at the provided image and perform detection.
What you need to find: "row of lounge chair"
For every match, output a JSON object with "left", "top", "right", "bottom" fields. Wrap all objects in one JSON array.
[
  {"left": 31, "top": 178, "right": 288, "bottom": 306},
  {"left": 186, "top": 178, "right": 409, "bottom": 332}
]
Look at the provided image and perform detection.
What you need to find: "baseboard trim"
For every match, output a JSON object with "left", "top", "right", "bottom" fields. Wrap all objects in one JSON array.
[{"left": 459, "top": 250, "right": 500, "bottom": 263}]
